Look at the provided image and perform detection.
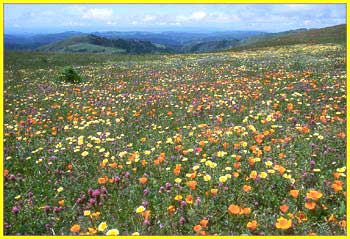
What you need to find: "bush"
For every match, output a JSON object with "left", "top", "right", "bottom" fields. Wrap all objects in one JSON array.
[{"left": 57, "top": 66, "right": 83, "bottom": 83}]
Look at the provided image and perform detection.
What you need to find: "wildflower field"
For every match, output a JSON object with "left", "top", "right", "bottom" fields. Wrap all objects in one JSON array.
[{"left": 4, "top": 44, "right": 346, "bottom": 235}]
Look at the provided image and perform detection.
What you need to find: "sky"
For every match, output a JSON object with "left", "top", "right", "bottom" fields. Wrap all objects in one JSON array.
[{"left": 4, "top": 4, "right": 346, "bottom": 34}]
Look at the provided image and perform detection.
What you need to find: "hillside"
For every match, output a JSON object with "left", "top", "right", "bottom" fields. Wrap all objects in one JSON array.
[
  {"left": 5, "top": 24, "right": 345, "bottom": 54},
  {"left": 5, "top": 31, "right": 82, "bottom": 50},
  {"left": 37, "top": 34, "right": 172, "bottom": 54},
  {"left": 236, "top": 24, "right": 346, "bottom": 50},
  {"left": 94, "top": 30, "right": 263, "bottom": 47},
  {"left": 185, "top": 24, "right": 346, "bottom": 52},
  {"left": 5, "top": 30, "right": 264, "bottom": 52},
  {"left": 181, "top": 39, "right": 240, "bottom": 53}
]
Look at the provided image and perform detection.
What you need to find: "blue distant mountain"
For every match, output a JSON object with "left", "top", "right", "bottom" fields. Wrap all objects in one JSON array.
[
  {"left": 5, "top": 30, "right": 264, "bottom": 52},
  {"left": 4, "top": 24, "right": 345, "bottom": 53}
]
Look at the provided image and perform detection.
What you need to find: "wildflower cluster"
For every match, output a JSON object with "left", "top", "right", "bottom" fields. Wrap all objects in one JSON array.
[{"left": 4, "top": 44, "right": 346, "bottom": 235}]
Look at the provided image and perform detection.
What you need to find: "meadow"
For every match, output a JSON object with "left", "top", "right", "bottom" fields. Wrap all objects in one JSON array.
[{"left": 3, "top": 44, "right": 346, "bottom": 235}]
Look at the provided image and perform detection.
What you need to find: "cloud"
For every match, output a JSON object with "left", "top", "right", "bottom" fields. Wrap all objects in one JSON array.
[
  {"left": 303, "top": 20, "right": 314, "bottom": 25},
  {"left": 191, "top": 11, "right": 207, "bottom": 21},
  {"left": 4, "top": 4, "right": 346, "bottom": 33},
  {"left": 175, "top": 11, "right": 241, "bottom": 25},
  {"left": 142, "top": 14, "right": 156, "bottom": 22},
  {"left": 62, "top": 21, "right": 86, "bottom": 26},
  {"left": 106, "top": 21, "right": 118, "bottom": 26},
  {"left": 208, "top": 12, "right": 240, "bottom": 23},
  {"left": 285, "top": 4, "right": 314, "bottom": 11},
  {"left": 176, "top": 11, "right": 207, "bottom": 22},
  {"left": 82, "top": 8, "right": 114, "bottom": 21}
]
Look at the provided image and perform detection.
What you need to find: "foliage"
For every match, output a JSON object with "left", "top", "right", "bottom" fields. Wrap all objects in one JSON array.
[{"left": 57, "top": 66, "right": 83, "bottom": 84}]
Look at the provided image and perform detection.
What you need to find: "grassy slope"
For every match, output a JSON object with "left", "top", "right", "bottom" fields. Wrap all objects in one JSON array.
[
  {"left": 8, "top": 24, "right": 345, "bottom": 54},
  {"left": 233, "top": 24, "right": 346, "bottom": 51},
  {"left": 51, "top": 43, "right": 126, "bottom": 54},
  {"left": 181, "top": 39, "right": 240, "bottom": 53},
  {"left": 37, "top": 35, "right": 171, "bottom": 54}
]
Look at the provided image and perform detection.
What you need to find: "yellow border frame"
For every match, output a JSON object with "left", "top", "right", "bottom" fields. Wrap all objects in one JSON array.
[
  {"left": 0, "top": 1, "right": 348, "bottom": 238},
  {"left": 0, "top": 0, "right": 348, "bottom": 3}
]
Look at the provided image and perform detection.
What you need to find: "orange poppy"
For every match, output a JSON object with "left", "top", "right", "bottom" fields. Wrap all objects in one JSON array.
[
  {"left": 70, "top": 224, "right": 81, "bottom": 233},
  {"left": 331, "top": 180, "right": 343, "bottom": 192},
  {"left": 228, "top": 204, "right": 241, "bottom": 215},
  {"left": 167, "top": 205, "right": 175, "bottom": 215},
  {"left": 327, "top": 214, "right": 336, "bottom": 222},
  {"left": 200, "top": 219, "right": 209, "bottom": 227},
  {"left": 97, "top": 176, "right": 108, "bottom": 184},
  {"left": 193, "top": 224, "right": 202, "bottom": 233},
  {"left": 339, "top": 220, "right": 346, "bottom": 228},
  {"left": 187, "top": 181, "right": 197, "bottom": 190},
  {"left": 275, "top": 217, "right": 292, "bottom": 230},
  {"left": 173, "top": 164, "right": 182, "bottom": 176},
  {"left": 139, "top": 177, "right": 148, "bottom": 185},
  {"left": 290, "top": 190, "right": 299, "bottom": 199},
  {"left": 263, "top": 145, "right": 271, "bottom": 152},
  {"left": 274, "top": 165, "right": 286, "bottom": 175},
  {"left": 141, "top": 210, "right": 151, "bottom": 220},
  {"left": 280, "top": 204, "right": 289, "bottom": 213},
  {"left": 140, "top": 137, "right": 147, "bottom": 143},
  {"left": 337, "top": 132, "right": 346, "bottom": 138},
  {"left": 306, "top": 190, "right": 323, "bottom": 201},
  {"left": 233, "top": 162, "right": 241, "bottom": 169},
  {"left": 58, "top": 199, "right": 65, "bottom": 206},
  {"left": 241, "top": 207, "right": 251, "bottom": 215},
  {"left": 247, "top": 220, "right": 258, "bottom": 230},
  {"left": 243, "top": 185, "right": 251, "bottom": 193},
  {"left": 185, "top": 195, "right": 193, "bottom": 204},
  {"left": 305, "top": 201, "right": 316, "bottom": 210},
  {"left": 109, "top": 162, "right": 118, "bottom": 168},
  {"left": 295, "top": 211, "right": 307, "bottom": 223},
  {"left": 255, "top": 134, "right": 264, "bottom": 144}
]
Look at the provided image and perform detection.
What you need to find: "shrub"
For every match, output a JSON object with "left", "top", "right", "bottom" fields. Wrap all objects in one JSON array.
[{"left": 57, "top": 66, "right": 83, "bottom": 83}]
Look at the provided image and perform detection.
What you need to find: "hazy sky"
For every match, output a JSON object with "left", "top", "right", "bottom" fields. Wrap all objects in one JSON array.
[{"left": 5, "top": 4, "right": 346, "bottom": 34}]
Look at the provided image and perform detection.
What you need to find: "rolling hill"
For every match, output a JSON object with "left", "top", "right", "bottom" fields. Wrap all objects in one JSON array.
[
  {"left": 236, "top": 24, "right": 346, "bottom": 50},
  {"left": 4, "top": 24, "right": 345, "bottom": 54},
  {"left": 4, "top": 31, "right": 83, "bottom": 50},
  {"left": 181, "top": 24, "right": 345, "bottom": 53},
  {"left": 5, "top": 30, "right": 264, "bottom": 52},
  {"left": 181, "top": 39, "right": 240, "bottom": 53},
  {"left": 94, "top": 30, "right": 264, "bottom": 48},
  {"left": 37, "top": 34, "right": 173, "bottom": 54}
]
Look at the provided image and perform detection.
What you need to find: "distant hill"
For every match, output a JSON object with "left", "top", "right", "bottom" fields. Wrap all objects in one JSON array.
[
  {"left": 4, "top": 24, "right": 345, "bottom": 54},
  {"left": 235, "top": 24, "right": 346, "bottom": 50},
  {"left": 37, "top": 34, "right": 172, "bottom": 54},
  {"left": 94, "top": 30, "right": 264, "bottom": 48},
  {"left": 181, "top": 39, "right": 240, "bottom": 53},
  {"left": 5, "top": 31, "right": 83, "bottom": 50},
  {"left": 5, "top": 30, "right": 264, "bottom": 52}
]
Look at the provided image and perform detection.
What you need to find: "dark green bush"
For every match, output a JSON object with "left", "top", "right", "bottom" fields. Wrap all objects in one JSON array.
[{"left": 57, "top": 66, "right": 83, "bottom": 83}]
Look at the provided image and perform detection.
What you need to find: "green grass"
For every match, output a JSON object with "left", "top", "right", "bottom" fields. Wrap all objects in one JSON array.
[
  {"left": 235, "top": 24, "right": 346, "bottom": 51},
  {"left": 37, "top": 34, "right": 172, "bottom": 54},
  {"left": 55, "top": 43, "right": 126, "bottom": 54}
]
